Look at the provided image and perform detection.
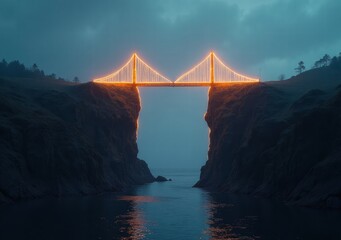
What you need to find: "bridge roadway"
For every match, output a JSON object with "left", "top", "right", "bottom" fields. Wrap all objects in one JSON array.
[{"left": 94, "top": 82, "right": 258, "bottom": 87}]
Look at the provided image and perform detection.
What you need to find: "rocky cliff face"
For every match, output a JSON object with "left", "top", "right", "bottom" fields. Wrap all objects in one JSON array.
[
  {"left": 0, "top": 78, "right": 154, "bottom": 203},
  {"left": 195, "top": 68, "right": 341, "bottom": 209}
]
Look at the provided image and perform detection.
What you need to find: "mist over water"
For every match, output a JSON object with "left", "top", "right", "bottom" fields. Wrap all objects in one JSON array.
[{"left": 137, "top": 87, "right": 209, "bottom": 170}]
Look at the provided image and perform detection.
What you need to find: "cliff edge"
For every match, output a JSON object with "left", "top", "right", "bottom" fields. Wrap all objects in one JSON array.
[
  {"left": 195, "top": 67, "right": 341, "bottom": 209},
  {"left": 0, "top": 78, "right": 154, "bottom": 203}
]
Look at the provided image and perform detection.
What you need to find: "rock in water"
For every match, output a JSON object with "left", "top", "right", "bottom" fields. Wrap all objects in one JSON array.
[{"left": 155, "top": 176, "right": 168, "bottom": 182}]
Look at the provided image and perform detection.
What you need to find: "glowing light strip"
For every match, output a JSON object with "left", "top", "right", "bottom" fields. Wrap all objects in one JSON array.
[
  {"left": 175, "top": 54, "right": 211, "bottom": 83},
  {"left": 92, "top": 52, "right": 259, "bottom": 84},
  {"left": 213, "top": 53, "right": 259, "bottom": 82},
  {"left": 135, "top": 54, "right": 172, "bottom": 83},
  {"left": 93, "top": 55, "right": 134, "bottom": 83}
]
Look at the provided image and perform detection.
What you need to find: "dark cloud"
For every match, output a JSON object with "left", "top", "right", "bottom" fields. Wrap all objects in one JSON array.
[
  {"left": 236, "top": 0, "right": 341, "bottom": 62},
  {"left": 1, "top": 0, "right": 340, "bottom": 80}
]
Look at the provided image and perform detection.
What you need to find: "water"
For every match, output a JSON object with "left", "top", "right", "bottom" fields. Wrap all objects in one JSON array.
[{"left": 1, "top": 168, "right": 341, "bottom": 240}]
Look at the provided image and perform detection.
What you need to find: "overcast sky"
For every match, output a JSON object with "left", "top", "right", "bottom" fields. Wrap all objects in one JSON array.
[{"left": 1, "top": 0, "right": 341, "bottom": 170}]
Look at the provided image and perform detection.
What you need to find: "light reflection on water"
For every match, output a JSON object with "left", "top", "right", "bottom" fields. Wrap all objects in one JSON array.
[
  {"left": 0, "top": 169, "right": 341, "bottom": 240},
  {"left": 114, "top": 195, "right": 159, "bottom": 240},
  {"left": 115, "top": 202, "right": 147, "bottom": 240},
  {"left": 204, "top": 200, "right": 258, "bottom": 240},
  {"left": 116, "top": 195, "right": 159, "bottom": 203}
]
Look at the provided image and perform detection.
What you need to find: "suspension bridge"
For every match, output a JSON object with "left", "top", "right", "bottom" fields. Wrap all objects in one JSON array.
[{"left": 93, "top": 52, "right": 259, "bottom": 86}]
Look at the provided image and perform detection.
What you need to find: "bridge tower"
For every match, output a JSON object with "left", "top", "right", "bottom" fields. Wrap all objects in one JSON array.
[
  {"left": 132, "top": 53, "right": 137, "bottom": 84},
  {"left": 210, "top": 52, "right": 214, "bottom": 84}
]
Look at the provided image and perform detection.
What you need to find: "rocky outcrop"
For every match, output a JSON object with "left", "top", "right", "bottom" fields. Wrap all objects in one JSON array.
[
  {"left": 195, "top": 68, "right": 341, "bottom": 209},
  {"left": 155, "top": 176, "right": 168, "bottom": 182},
  {"left": 0, "top": 78, "right": 154, "bottom": 203}
]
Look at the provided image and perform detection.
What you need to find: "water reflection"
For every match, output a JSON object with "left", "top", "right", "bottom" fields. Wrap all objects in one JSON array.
[
  {"left": 116, "top": 195, "right": 159, "bottom": 203},
  {"left": 204, "top": 196, "right": 258, "bottom": 240},
  {"left": 114, "top": 195, "right": 158, "bottom": 240},
  {"left": 1, "top": 169, "right": 341, "bottom": 240},
  {"left": 204, "top": 191, "right": 341, "bottom": 240}
]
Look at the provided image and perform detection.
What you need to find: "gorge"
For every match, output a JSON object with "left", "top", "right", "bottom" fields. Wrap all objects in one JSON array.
[{"left": 1, "top": 65, "right": 341, "bottom": 210}]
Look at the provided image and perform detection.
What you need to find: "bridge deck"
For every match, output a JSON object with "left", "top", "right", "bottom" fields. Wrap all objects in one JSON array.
[{"left": 94, "top": 82, "right": 259, "bottom": 87}]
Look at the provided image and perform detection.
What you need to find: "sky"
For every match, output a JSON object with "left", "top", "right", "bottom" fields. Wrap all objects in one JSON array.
[{"left": 1, "top": 0, "right": 341, "bottom": 170}]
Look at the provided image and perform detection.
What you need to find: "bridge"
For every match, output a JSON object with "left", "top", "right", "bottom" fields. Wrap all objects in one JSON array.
[{"left": 93, "top": 52, "right": 259, "bottom": 86}]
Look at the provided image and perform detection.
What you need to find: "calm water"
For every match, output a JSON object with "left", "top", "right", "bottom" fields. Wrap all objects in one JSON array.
[{"left": 0, "top": 168, "right": 340, "bottom": 240}]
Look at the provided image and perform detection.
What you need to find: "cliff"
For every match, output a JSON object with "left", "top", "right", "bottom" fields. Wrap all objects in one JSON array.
[
  {"left": 0, "top": 77, "right": 154, "bottom": 203},
  {"left": 195, "top": 67, "right": 341, "bottom": 209}
]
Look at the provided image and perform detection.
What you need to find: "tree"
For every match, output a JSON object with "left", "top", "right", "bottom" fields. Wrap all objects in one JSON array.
[
  {"left": 278, "top": 74, "right": 285, "bottom": 81},
  {"left": 330, "top": 55, "right": 341, "bottom": 70},
  {"left": 31, "top": 63, "right": 42, "bottom": 77},
  {"left": 322, "top": 54, "right": 331, "bottom": 67},
  {"left": 31, "top": 63, "right": 38, "bottom": 72},
  {"left": 313, "top": 54, "right": 331, "bottom": 68},
  {"left": 7, "top": 60, "right": 26, "bottom": 77},
  {"left": 295, "top": 61, "right": 305, "bottom": 74},
  {"left": 313, "top": 59, "right": 323, "bottom": 68},
  {"left": 0, "top": 59, "right": 8, "bottom": 74},
  {"left": 331, "top": 56, "right": 338, "bottom": 64},
  {"left": 73, "top": 76, "right": 79, "bottom": 83},
  {"left": 1, "top": 59, "right": 7, "bottom": 66}
]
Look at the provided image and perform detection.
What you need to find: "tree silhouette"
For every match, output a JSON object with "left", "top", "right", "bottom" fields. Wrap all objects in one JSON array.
[
  {"left": 73, "top": 76, "right": 79, "bottom": 83},
  {"left": 323, "top": 54, "right": 331, "bottom": 66},
  {"left": 278, "top": 74, "right": 285, "bottom": 80},
  {"left": 314, "top": 59, "right": 322, "bottom": 68},
  {"left": 313, "top": 54, "right": 331, "bottom": 68},
  {"left": 32, "top": 63, "right": 38, "bottom": 72},
  {"left": 295, "top": 61, "right": 305, "bottom": 74},
  {"left": 330, "top": 54, "right": 341, "bottom": 70},
  {"left": 0, "top": 59, "right": 8, "bottom": 74},
  {"left": 0, "top": 58, "right": 70, "bottom": 81}
]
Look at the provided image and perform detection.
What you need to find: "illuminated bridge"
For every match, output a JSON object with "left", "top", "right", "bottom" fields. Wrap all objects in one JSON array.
[{"left": 93, "top": 52, "right": 259, "bottom": 86}]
